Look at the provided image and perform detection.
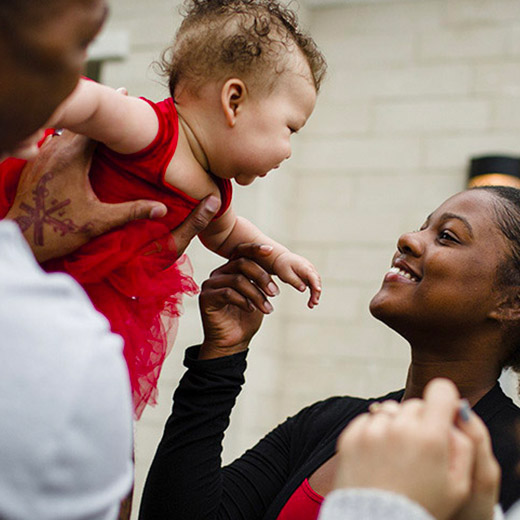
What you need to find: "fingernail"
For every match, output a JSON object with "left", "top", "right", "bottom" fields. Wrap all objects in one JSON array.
[
  {"left": 205, "top": 196, "right": 220, "bottom": 213},
  {"left": 264, "top": 301, "right": 273, "bottom": 313},
  {"left": 150, "top": 205, "right": 167, "bottom": 219},
  {"left": 259, "top": 245, "right": 273, "bottom": 253},
  {"left": 459, "top": 399, "right": 471, "bottom": 422},
  {"left": 267, "top": 282, "right": 279, "bottom": 296}
]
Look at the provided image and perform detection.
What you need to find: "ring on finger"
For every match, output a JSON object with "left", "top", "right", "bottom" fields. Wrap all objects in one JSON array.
[{"left": 368, "top": 400, "right": 400, "bottom": 416}]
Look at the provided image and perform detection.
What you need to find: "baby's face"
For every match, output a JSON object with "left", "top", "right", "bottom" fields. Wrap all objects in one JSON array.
[{"left": 211, "top": 54, "right": 317, "bottom": 186}]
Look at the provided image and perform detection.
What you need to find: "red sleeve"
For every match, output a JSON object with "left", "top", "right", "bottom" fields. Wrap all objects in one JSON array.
[
  {"left": 213, "top": 177, "right": 233, "bottom": 220},
  {"left": 95, "top": 97, "right": 179, "bottom": 186}
]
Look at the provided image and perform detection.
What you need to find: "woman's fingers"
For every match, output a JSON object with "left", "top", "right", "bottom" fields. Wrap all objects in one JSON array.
[
  {"left": 200, "top": 284, "right": 256, "bottom": 314},
  {"left": 456, "top": 404, "right": 501, "bottom": 495},
  {"left": 201, "top": 272, "right": 273, "bottom": 314},
  {"left": 448, "top": 428, "right": 474, "bottom": 502},
  {"left": 210, "top": 255, "right": 279, "bottom": 297},
  {"left": 422, "top": 379, "right": 461, "bottom": 433},
  {"left": 203, "top": 255, "right": 280, "bottom": 314}
]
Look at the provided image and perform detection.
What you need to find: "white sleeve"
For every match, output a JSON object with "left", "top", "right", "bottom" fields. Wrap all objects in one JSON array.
[
  {"left": 319, "top": 490, "right": 508, "bottom": 520},
  {"left": 318, "top": 489, "right": 435, "bottom": 520},
  {"left": 506, "top": 502, "right": 520, "bottom": 520},
  {"left": 0, "top": 222, "right": 133, "bottom": 520}
]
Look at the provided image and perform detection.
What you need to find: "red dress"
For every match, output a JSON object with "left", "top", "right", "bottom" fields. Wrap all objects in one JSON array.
[
  {"left": 276, "top": 478, "right": 324, "bottom": 520},
  {"left": 0, "top": 98, "right": 232, "bottom": 418}
]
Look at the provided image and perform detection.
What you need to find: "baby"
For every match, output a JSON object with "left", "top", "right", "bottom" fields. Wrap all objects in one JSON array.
[{"left": 1, "top": 0, "right": 327, "bottom": 416}]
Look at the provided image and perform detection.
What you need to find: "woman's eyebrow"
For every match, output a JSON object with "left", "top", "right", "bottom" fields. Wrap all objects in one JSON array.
[{"left": 438, "top": 212, "right": 474, "bottom": 237}]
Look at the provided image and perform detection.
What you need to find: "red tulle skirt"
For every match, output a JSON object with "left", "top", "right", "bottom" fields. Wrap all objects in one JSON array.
[
  {"left": 0, "top": 150, "right": 201, "bottom": 419},
  {"left": 0, "top": 109, "right": 232, "bottom": 418},
  {"left": 44, "top": 218, "right": 199, "bottom": 418}
]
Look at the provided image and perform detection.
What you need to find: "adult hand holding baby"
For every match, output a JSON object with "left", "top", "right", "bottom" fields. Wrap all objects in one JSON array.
[
  {"left": 5, "top": 129, "right": 221, "bottom": 263},
  {"left": 5, "top": 129, "right": 167, "bottom": 261}
]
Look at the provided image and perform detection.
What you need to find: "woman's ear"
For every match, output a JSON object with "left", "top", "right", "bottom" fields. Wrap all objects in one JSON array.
[
  {"left": 489, "top": 288, "right": 520, "bottom": 322},
  {"left": 220, "top": 78, "right": 247, "bottom": 128}
]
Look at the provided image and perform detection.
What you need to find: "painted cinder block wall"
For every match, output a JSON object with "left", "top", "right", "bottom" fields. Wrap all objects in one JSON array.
[{"left": 95, "top": 0, "right": 520, "bottom": 516}]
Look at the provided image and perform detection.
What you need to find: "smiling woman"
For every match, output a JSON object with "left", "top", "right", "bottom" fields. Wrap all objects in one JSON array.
[
  {"left": 371, "top": 187, "right": 520, "bottom": 377},
  {"left": 139, "top": 187, "right": 520, "bottom": 520}
]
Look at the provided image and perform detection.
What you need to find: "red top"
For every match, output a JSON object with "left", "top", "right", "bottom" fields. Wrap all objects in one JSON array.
[
  {"left": 0, "top": 97, "right": 232, "bottom": 418},
  {"left": 276, "top": 478, "right": 324, "bottom": 520}
]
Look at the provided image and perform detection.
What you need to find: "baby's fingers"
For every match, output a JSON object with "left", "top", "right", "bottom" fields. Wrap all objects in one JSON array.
[
  {"left": 277, "top": 266, "right": 322, "bottom": 309},
  {"left": 306, "top": 271, "right": 322, "bottom": 309},
  {"left": 289, "top": 264, "right": 322, "bottom": 308}
]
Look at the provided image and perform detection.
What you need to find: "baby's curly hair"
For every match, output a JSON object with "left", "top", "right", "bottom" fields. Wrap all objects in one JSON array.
[{"left": 159, "top": 0, "right": 327, "bottom": 99}]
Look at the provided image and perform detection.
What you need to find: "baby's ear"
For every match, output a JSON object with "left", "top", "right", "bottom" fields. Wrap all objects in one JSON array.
[
  {"left": 489, "top": 287, "right": 520, "bottom": 322},
  {"left": 220, "top": 78, "right": 247, "bottom": 127}
]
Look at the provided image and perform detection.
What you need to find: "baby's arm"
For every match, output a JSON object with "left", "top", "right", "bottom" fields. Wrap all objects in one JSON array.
[
  {"left": 48, "top": 79, "right": 159, "bottom": 154},
  {"left": 199, "top": 207, "right": 321, "bottom": 308}
]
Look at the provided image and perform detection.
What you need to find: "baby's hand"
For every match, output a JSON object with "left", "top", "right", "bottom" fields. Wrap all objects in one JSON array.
[{"left": 272, "top": 251, "right": 322, "bottom": 309}]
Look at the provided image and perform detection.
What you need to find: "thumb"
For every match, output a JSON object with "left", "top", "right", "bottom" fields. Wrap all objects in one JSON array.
[
  {"left": 448, "top": 428, "right": 474, "bottom": 503},
  {"left": 456, "top": 406, "right": 501, "bottom": 498},
  {"left": 96, "top": 199, "right": 167, "bottom": 235},
  {"left": 167, "top": 195, "right": 221, "bottom": 255}
]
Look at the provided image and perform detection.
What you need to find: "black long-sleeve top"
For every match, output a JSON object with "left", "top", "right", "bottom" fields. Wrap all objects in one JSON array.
[{"left": 139, "top": 346, "right": 520, "bottom": 519}]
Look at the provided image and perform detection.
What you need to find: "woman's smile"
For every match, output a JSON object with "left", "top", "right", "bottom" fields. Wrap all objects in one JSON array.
[{"left": 384, "top": 259, "right": 422, "bottom": 284}]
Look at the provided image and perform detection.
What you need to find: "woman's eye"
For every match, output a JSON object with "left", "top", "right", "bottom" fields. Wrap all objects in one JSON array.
[{"left": 438, "top": 230, "right": 458, "bottom": 242}]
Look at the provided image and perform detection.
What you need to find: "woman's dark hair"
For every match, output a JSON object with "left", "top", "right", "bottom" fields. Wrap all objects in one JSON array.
[
  {"left": 474, "top": 185, "right": 520, "bottom": 373},
  {"left": 158, "top": 0, "right": 327, "bottom": 98}
]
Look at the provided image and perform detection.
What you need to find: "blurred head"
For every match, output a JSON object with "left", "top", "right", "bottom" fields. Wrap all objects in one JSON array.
[
  {"left": 369, "top": 187, "right": 520, "bottom": 374},
  {"left": 159, "top": 0, "right": 327, "bottom": 99},
  {"left": 0, "top": 0, "right": 108, "bottom": 156}
]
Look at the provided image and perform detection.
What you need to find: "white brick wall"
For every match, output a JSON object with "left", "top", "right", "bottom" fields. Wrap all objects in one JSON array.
[{"left": 95, "top": 1, "right": 520, "bottom": 517}]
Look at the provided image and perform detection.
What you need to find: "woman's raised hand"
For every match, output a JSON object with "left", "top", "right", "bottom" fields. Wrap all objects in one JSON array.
[{"left": 198, "top": 244, "right": 279, "bottom": 360}]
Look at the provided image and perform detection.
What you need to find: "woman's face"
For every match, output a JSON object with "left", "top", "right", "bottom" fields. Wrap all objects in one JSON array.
[{"left": 369, "top": 190, "right": 512, "bottom": 339}]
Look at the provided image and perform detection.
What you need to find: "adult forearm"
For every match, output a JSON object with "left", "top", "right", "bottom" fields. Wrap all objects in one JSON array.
[{"left": 138, "top": 346, "right": 248, "bottom": 520}]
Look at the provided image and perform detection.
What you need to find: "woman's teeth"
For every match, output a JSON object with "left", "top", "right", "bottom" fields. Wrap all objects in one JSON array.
[{"left": 388, "top": 266, "right": 418, "bottom": 282}]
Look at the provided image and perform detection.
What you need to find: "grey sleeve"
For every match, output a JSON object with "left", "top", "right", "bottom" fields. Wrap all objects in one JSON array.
[
  {"left": 318, "top": 489, "right": 435, "bottom": 520},
  {"left": 319, "top": 490, "right": 507, "bottom": 520},
  {"left": 0, "top": 222, "right": 134, "bottom": 520}
]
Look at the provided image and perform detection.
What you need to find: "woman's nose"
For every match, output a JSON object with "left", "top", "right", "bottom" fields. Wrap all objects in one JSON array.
[{"left": 397, "top": 231, "right": 423, "bottom": 257}]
